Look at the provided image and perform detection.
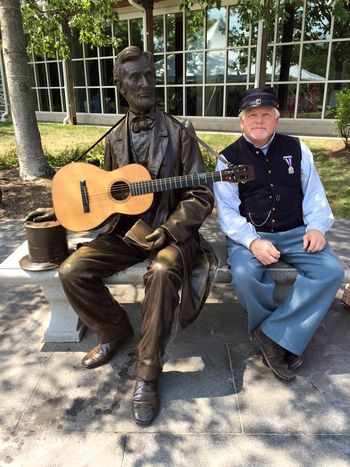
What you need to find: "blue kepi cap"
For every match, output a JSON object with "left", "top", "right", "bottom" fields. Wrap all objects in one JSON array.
[{"left": 240, "top": 87, "right": 279, "bottom": 112}]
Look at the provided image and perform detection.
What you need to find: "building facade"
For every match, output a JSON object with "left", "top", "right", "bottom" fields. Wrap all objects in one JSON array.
[{"left": 1, "top": 0, "right": 349, "bottom": 135}]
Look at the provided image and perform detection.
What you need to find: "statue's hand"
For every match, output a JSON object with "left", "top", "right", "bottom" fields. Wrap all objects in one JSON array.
[
  {"left": 145, "top": 227, "right": 169, "bottom": 250},
  {"left": 25, "top": 208, "right": 56, "bottom": 223}
]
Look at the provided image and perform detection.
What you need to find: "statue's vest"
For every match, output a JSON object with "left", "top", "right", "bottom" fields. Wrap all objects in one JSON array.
[{"left": 222, "top": 134, "right": 304, "bottom": 233}]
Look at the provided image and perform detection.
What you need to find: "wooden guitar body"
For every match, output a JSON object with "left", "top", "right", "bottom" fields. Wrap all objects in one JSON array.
[
  {"left": 52, "top": 163, "right": 153, "bottom": 232},
  {"left": 52, "top": 161, "right": 254, "bottom": 232}
]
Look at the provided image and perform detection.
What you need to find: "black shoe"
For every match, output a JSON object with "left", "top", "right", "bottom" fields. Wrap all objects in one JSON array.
[
  {"left": 252, "top": 327, "right": 295, "bottom": 381},
  {"left": 82, "top": 323, "right": 134, "bottom": 369},
  {"left": 286, "top": 351, "right": 303, "bottom": 370},
  {"left": 132, "top": 378, "right": 159, "bottom": 426},
  {"left": 262, "top": 351, "right": 303, "bottom": 370}
]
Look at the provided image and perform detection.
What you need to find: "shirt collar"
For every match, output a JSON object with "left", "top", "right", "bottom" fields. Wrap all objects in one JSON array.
[{"left": 243, "top": 133, "right": 276, "bottom": 155}]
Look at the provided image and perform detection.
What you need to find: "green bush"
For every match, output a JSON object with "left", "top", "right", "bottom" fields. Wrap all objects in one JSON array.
[
  {"left": 334, "top": 89, "right": 350, "bottom": 149},
  {"left": 44, "top": 143, "right": 105, "bottom": 168},
  {"left": 201, "top": 150, "right": 217, "bottom": 172},
  {"left": 0, "top": 143, "right": 105, "bottom": 169},
  {"left": 0, "top": 148, "right": 18, "bottom": 168}
]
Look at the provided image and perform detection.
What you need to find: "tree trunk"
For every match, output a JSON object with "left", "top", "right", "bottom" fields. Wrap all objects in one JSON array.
[
  {"left": 62, "top": 20, "right": 77, "bottom": 125},
  {"left": 279, "top": 2, "right": 295, "bottom": 113},
  {"left": 145, "top": 1, "right": 154, "bottom": 54},
  {"left": 0, "top": 0, "right": 53, "bottom": 179}
]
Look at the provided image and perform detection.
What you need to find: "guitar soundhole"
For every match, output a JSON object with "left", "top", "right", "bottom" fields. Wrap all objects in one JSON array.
[{"left": 110, "top": 181, "right": 130, "bottom": 201}]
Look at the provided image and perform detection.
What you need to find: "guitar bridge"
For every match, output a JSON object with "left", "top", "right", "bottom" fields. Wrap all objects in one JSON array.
[{"left": 80, "top": 180, "right": 90, "bottom": 213}]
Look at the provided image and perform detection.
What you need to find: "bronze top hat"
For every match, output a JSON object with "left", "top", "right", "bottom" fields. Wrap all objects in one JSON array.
[{"left": 20, "top": 220, "right": 71, "bottom": 271}]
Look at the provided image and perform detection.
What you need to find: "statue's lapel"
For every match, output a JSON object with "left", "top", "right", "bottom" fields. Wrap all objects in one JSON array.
[
  {"left": 114, "top": 115, "right": 130, "bottom": 167},
  {"left": 148, "top": 109, "right": 168, "bottom": 177}
]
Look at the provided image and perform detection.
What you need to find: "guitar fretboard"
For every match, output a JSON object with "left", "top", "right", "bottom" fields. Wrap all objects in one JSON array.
[{"left": 130, "top": 171, "right": 227, "bottom": 196}]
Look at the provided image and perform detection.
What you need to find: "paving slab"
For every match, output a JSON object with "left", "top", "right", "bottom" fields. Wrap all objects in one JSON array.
[
  {"left": 0, "top": 432, "right": 126, "bottom": 467},
  {"left": 0, "top": 342, "right": 52, "bottom": 431},
  {"left": 16, "top": 336, "right": 240, "bottom": 435},
  {"left": 227, "top": 301, "right": 350, "bottom": 436},
  {"left": 122, "top": 433, "right": 350, "bottom": 467},
  {"left": 228, "top": 343, "right": 350, "bottom": 435}
]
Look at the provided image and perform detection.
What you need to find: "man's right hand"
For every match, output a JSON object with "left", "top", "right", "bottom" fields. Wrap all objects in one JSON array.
[
  {"left": 250, "top": 239, "right": 281, "bottom": 265},
  {"left": 25, "top": 208, "right": 56, "bottom": 223}
]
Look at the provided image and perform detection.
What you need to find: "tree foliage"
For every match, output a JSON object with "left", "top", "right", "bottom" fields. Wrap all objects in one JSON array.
[
  {"left": 179, "top": 0, "right": 222, "bottom": 14},
  {"left": 179, "top": 0, "right": 350, "bottom": 37},
  {"left": 334, "top": 89, "right": 350, "bottom": 149},
  {"left": 21, "top": 0, "right": 122, "bottom": 60}
]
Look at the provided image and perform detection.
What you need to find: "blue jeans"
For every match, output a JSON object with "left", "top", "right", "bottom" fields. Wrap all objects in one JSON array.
[{"left": 227, "top": 226, "right": 345, "bottom": 355}]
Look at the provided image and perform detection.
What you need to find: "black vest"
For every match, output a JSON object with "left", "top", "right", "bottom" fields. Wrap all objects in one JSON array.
[{"left": 222, "top": 134, "right": 304, "bottom": 233}]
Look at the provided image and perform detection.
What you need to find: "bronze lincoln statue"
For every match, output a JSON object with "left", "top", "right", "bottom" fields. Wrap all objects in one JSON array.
[{"left": 27, "top": 46, "right": 216, "bottom": 426}]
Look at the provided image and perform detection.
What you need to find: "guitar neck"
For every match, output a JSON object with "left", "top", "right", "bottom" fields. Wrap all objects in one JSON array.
[{"left": 130, "top": 171, "right": 224, "bottom": 196}]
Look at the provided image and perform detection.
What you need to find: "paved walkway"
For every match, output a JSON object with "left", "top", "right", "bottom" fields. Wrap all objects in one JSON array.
[{"left": 0, "top": 220, "right": 350, "bottom": 466}]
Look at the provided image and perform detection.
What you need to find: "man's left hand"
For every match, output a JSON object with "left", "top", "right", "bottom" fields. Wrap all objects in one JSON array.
[
  {"left": 145, "top": 227, "right": 169, "bottom": 250},
  {"left": 303, "top": 229, "right": 326, "bottom": 253}
]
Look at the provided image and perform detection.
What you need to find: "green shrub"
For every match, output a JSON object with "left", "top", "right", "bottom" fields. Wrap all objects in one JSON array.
[
  {"left": 0, "top": 143, "right": 105, "bottom": 169},
  {"left": 334, "top": 89, "right": 350, "bottom": 149},
  {"left": 0, "top": 149, "right": 18, "bottom": 169},
  {"left": 44, "top": 143, "right": 105, "bottom": 168},
  {"left": 202, "top": 151, "right": 217, "bottom": 172}
]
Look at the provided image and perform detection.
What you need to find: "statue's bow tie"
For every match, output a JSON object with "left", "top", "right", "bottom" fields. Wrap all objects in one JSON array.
[{"left": 130, "top": 117, "right": 155, "bottom": 133}]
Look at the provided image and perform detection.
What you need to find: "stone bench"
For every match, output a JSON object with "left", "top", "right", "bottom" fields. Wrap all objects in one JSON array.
[{"left": 1, "top": 217, "right": 348, "bottom": 343}]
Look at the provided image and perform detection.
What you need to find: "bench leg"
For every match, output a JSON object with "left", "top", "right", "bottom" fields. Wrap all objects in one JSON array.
[{"left": 42, "top": 284, "right": 86, "bottom": 343}]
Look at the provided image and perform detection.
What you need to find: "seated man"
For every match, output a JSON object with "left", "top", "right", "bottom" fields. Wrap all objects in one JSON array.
[
  {"left": 28, "top": 47, "right": 215, "bottom": 425},
  {"left": 214, "top": 87, "right": 344, "bottom": 381}
]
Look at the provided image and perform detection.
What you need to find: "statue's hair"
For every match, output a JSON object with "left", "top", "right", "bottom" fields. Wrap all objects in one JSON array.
[{"left": 113, "top": 46, "right": 154, "bottom": 85}]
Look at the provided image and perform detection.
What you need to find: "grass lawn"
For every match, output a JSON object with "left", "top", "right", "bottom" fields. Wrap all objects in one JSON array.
[{"left": 1, "top": 122, "right": 349, "bottom": 218}]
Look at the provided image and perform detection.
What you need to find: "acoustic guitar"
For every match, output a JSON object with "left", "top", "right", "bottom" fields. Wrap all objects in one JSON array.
[{"left": 51, "top": 162, "right": 254, "bottom": 232}]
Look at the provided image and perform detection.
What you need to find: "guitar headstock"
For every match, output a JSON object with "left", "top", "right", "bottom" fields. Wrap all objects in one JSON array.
[{"left": 221, "top": 164, "right": 255, "bottom": 184}]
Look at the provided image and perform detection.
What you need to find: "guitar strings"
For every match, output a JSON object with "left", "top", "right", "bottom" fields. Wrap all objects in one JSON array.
[
  {"left": 54, "top": 169, "right": 240, "bottom": 204},
  {"left": 54, "top": 170, "right": 241, "bottom": 207},
  {"left": 59, "top": 171, "right": 225, "bottom": 201}
]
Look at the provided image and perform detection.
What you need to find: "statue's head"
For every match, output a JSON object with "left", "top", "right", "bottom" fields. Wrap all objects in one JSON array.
[{"left": 113, "top": 46, "right": 156, "bottom": 115}]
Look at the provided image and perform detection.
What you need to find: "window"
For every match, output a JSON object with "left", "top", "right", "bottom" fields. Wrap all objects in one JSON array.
[
  {"left": 205, "top": 86, "right": 223, "bottom": 116},
  {"left": 301, "top": 43, "right": 328, "bottom": 81},
  {"left": 304, "top": 0, "right": 331, "bottom": 41},
  {"left": 276, "top": 0, "right": 303, "bottom": 43},
  {"left": 274, "top": 45, "right": 300, "bottom": 82},
  {"left": 329, "top": 41, "right": 350, "bottom": 80},
  {"left": 297, "top": 83, "right": 324, "bottom": 118},
  {"left": 28, "top": 2, "right": 350, "bottom": 122}
]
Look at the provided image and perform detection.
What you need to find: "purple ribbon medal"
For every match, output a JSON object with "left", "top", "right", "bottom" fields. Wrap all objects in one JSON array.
[{"left": 283, "top": 155, "right": 294, "bottom": 174}]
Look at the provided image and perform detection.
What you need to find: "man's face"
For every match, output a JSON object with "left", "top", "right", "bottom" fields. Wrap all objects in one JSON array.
[
  {"left": 118, "top": 56, "right": 156, "bottom": 114},
  {"left": 240, "top": 107, "right": 279, "bottom": 147}
]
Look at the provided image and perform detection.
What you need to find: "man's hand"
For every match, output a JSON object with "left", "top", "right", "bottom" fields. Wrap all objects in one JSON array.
[
  {"left": 25, "top": 208, "right": 56, "bottom": 223},
  {"left": 303, "top": 229, "right": 326, "bottom": 253},
  {"left": 145, "top": 227, "right": 169, "bottom": 250},
  {"left": 250, "top": 239, "right": 281, "bottom": 266}
]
